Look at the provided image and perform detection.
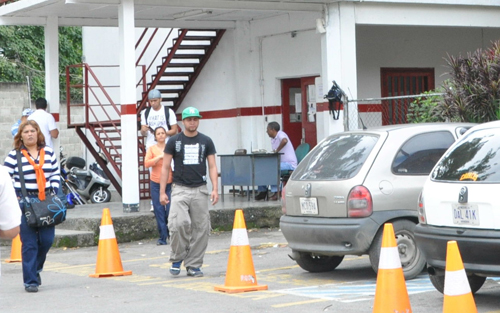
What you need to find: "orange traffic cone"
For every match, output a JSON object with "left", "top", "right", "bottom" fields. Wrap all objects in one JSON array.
[
  {"left": 5, "top": 234, "right": 22, "bottom": 263},
  {"left": 214, "top": 209, "right": 268, "bottom": 293},
  {"left": 443, "top": 241, "right": 477, "bottom": 313},
  {"left": 373, "top": 223, "right": 412, "bottom": 313},
  {"left": 89, "top": 208, "right": 132, "bottom": 278}
]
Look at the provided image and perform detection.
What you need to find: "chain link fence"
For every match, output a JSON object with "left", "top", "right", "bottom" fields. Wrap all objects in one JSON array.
[{"left": 343, "top": 93, "right": 444, "bottom": 130}]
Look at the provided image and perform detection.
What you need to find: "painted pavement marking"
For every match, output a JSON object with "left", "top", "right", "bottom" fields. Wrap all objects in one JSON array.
[{"left": 274, "top": 274, "right": 435, "bottom": 303}]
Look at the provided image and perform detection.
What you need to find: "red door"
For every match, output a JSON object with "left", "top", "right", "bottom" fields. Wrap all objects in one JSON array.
[{"left": 281, "top": 77, "right": 318, "bottom": 149}]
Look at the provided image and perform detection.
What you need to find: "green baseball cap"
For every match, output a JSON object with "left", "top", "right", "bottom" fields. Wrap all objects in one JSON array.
[{"left": 182, "top": 107, "right": 202, "bottom": 120}]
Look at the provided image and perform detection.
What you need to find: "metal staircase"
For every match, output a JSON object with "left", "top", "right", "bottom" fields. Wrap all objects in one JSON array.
[{"left": 66, "top": 28, "right": 225, "bottom": 199}]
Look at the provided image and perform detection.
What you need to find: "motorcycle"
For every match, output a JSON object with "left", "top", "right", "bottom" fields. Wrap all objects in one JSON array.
[{"left": 60, "top": 147, "right": 112, "bottom": 207}]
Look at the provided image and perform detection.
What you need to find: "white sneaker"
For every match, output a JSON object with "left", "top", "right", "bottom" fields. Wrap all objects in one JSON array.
[{"left": 150, "top": 205, "right": 154, "bottom": 212}]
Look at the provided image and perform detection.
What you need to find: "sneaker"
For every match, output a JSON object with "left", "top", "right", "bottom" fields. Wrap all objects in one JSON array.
[
  {"left": 156, "top": 239, "right": 167, "bottom": 246},
  {"left": 169, "top": 261, "right": 182, "bottom": 275},
  {"left": 25, "top": 285, "right": 38, "bottom": 293},
  {"left": 186, "top": 267, "right": 203, "bottom": 277},
  {"left": 150, "top": 205, "right": 154, "bottom": 212}
]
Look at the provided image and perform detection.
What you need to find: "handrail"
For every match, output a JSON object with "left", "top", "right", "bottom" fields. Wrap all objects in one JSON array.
[
  {"left": 136, "top": 29, "right": 188, "bottom": 114},
  {"left": 136, "top": 28, "right": 175, "bottom": 89}
]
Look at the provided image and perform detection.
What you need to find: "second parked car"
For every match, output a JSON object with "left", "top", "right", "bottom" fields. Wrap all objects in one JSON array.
[
  {"left": 280, "top": 123, "right": 474, "bottom": 279},
  {"left": 415, "top": 121, "right": 500, "bottom": 293}
]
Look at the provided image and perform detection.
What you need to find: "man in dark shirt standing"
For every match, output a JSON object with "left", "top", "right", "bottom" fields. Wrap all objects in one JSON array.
[{"left": 159, "top": 107, "right": 219, "bottom": 277}]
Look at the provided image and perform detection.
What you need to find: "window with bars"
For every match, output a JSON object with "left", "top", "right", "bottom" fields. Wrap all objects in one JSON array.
[{"left": 380, "top": 68, "right": 435, "bottom": 125}]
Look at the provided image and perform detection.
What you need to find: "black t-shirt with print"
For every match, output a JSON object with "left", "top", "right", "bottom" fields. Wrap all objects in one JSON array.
[{"left": 164, "top": 132, "right": 216, "bottom": 187}]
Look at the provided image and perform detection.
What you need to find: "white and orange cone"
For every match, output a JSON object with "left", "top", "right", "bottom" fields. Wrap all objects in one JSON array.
[
  {"left": 5, "top": 234, "right": 22, "bottom": 263},
  {"left": 373, "top": 223, "right": 412, "bottom": 313},
  {"left": 214, "top": 209, "right": 268, "bottom": 293},
  {"left": 443, "top": 241, "right": 477, "bottom": 313},
  {"left": 89, "top": 208, "right": 132, "bottom": 278}
]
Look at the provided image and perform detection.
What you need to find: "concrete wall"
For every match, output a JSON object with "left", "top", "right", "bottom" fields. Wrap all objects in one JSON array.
[{"left": 0, "top": 83, "right": 83, "bottom": 163}]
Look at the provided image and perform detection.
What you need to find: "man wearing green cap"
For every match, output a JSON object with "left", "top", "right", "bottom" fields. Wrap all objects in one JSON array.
[{"left": 160, "top": 106, "right": 218, "bottom": 277}]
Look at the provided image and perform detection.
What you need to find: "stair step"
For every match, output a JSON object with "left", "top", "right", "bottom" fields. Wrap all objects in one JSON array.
[
  {"left": 152, "top": 81, "right": 186, "bottom": 86},
  {"left": 166, "top": 63, "right": 197, "bottom": 68},
  {"left": 177, "top": 44, "right": 210, "bottom": 49},
  {"left": 181, "top": 36, "right": 216, "bottom": 40},
  {"left": 161, "top": 72, "right": 192, "bottom": 77},
  {"left": 170, "top": 54, "right": 203, "bottom": 59},
  {"left": 53, "top": 229, "right": 95, "bottom": 248}
]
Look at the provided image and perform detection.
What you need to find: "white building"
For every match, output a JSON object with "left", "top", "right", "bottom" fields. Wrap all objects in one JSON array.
[{"left": 2, "top": 0, "right": 500, "bottom": 207}]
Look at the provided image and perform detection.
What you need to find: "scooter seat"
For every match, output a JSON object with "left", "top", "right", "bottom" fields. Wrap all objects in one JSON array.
[{"left": 66, "top": 156, "right": 86, "bottom": 169}]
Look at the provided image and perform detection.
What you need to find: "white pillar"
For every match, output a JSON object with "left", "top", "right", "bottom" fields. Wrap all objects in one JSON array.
[
  {"left": 44, "top": 16, "right": 60, "bottom": 151},
  {"left": 321, "top": 2, "right": 358, "bottom": 132},
  {"left": 118, "top": 0, "right": 140, "bottom": 212}
]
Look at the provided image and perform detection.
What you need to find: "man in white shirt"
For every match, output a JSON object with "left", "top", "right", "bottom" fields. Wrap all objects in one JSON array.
[
  {"left": 140, "top": 89, "right": 178, "bottom": 150},
  {"left": 140, "top": 89, "right": 178, "bottom": 211},
  {"left": 28, "top": 98, "right": 59, "bottom": 148}
]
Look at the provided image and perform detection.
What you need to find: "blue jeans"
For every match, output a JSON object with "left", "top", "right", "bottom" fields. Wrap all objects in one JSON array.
[
  {"left": 19, "top": 201, "right": 55, "bottom": 287},
  {"left": 150, "top": 181, "right": 171, "bottom": 244},
  {"left": 258, "top": 162, "right": 295, "bottom": 193}
]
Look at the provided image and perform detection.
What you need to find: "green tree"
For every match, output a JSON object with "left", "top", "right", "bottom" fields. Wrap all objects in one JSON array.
[{"left": 0, "top": 25, "right": 82, "bottom": 101}]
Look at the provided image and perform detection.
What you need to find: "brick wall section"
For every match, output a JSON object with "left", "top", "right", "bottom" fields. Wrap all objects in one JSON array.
[{"left": 0, "top": 82, "right": 83, "bottom": 161}]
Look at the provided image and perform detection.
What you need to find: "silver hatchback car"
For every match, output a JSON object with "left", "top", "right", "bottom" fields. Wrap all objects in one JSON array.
[{"left": 280, "top": 123, "right": 475, "bottom": 279}]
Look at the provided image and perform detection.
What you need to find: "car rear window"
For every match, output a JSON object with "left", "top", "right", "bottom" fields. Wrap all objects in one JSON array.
[
  {"left": 292, "top": 134, "right": 378, "bottom": 180},
  {"left": 432, "top": 129, "right": 500, "bottom": 182},
  {"left": 392, "top": 131, "right": 455, "bottom": 175}
]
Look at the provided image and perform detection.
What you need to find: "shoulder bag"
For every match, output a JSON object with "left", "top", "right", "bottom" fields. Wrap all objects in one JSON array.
[{"left": 16, "top": 150, "right": 66, "bottom": 228}]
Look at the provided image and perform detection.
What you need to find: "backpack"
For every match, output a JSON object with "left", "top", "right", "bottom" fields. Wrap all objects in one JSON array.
[{"left": 144, "top": 106, "right": 171, "bottom": 131}]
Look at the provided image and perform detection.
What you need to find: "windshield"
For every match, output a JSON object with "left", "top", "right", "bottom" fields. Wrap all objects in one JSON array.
[
  {"left": 292, "top": 134, "right": 379, "bottom": 181},
  {"left": 432, "top": 129, "right": 500, "bottom": 182}
]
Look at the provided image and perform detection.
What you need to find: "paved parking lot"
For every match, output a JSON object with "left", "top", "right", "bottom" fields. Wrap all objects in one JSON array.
[{"left": 2, "top": 229, "right": 500, "bottom": 313}]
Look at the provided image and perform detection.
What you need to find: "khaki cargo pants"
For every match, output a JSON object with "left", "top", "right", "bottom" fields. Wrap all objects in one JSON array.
[{"left": 168, "top": 184, "right": 210, "bottom": 269}]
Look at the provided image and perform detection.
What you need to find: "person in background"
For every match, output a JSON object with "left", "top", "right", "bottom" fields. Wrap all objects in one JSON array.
[
  {"left": 255, "top": 121, "right": 297, "bottom": 201},
  {"left": 3, "top": 120, "right": 60, "bottom": 293},
  {"left": 140, "top": 89, "right": 178, "bottom": 212},
  {"left": 0, "top": 165, "right": 21, "bottom": 240},
  {"left": 159, "top": 107, "right": 218, "bottom": 278},
  {"left": 11, "top": 108, "right": 34, "bottom": 137},
  {"left": 28, "top": 98, "right": 59, "bottom": 149},
  {"left": 144, "top": 126, "right": 172, "bottom": 246}
]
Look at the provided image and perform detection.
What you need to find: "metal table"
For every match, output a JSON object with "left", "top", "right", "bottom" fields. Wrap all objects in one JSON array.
[{"left": 219, "top": 153, "right": 281, "bottom": 202}]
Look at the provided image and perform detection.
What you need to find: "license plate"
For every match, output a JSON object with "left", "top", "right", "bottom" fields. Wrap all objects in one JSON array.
[
  {"left": 300, "top": 197, "right": 318, "bottom": 215},
  {"left": 452, "top": 204, "right": 479, "bottom": 225}
]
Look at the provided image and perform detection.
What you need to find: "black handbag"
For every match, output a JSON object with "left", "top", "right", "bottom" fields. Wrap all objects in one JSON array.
[{"left": 16, "top": 150, "right": 66, "bottom": 228}]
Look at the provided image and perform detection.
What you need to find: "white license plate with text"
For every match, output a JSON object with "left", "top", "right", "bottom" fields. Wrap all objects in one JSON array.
[
  {"left": 300, "top": 197, "right": 318, "bottom": 215},
  {"left": 452, "top": 204, "right": 479, "bottom": 225}
]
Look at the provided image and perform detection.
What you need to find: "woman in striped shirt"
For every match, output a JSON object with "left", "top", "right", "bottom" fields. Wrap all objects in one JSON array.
[{"left": 3, "top": 120, "right": 60, "bottom": 293}]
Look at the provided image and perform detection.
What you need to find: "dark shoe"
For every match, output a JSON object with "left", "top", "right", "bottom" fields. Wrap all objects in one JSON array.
[
  {"left": 170, "top": 260, "right": 183, "bottom": 276},
  {"left": 254, "top": 191, "right": 268, "bottom": 201},
  {"left": 186, "top": 267, "right": 203, "bottom": 277},
  {"left": 25, "top": 285, "right": 38, "bottom": 293},
  {"left": 268, "top": 192, "right": 278, "bottom": 201},
  {"left": 156, "top": 240, "right": 167, "bottom": 246}
]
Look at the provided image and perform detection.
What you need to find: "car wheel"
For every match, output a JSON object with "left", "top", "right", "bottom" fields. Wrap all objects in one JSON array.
[
  {"left": 429, "top": 272, "right": 486, "bottom": 294},
  {"left": 295, "top": 253, "right": 344, "bottom": 273},
  {"left": 369, "top": 220, "right": 426, "bottom": 280},
  {"left": 90, "top": 188, "right": 111, "bottom": 203}
]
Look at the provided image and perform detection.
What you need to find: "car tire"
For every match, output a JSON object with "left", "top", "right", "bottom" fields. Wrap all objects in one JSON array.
[
  {"left": 429, "top": 272, "right": 486, "bottom": 294},
  {"left": 295, "top": 253, "right": 344, "bottom": 273},
  {"left": 369, "top": 220, "right": 426, "bottom": 280}
]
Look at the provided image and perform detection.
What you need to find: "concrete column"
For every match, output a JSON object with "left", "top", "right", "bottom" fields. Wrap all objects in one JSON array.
[
  {"left": 44, "top": 16, "right": 60, "bottom": 151},
  {"left": 118, "top": 0, "right": 140, "bottom": 212},
  {"left": 321, "top": 2, "right": 358, "bottom": 132}
]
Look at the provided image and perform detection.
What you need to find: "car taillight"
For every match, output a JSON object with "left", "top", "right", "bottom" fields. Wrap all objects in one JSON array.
[
  {"left": 417, "top": 192, "right": 427, "bottom": 224},
  {"left": 347, "top": 186, "right": 373, "bottom": 217},
  {"left": 281, "top": 185, "right": 287, "bottom": 214}
]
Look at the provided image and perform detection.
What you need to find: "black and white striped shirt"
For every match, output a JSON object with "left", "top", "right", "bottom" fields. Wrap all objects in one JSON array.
[{"left": 3, "top": 146, "right": 60, "bottom": 192}]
